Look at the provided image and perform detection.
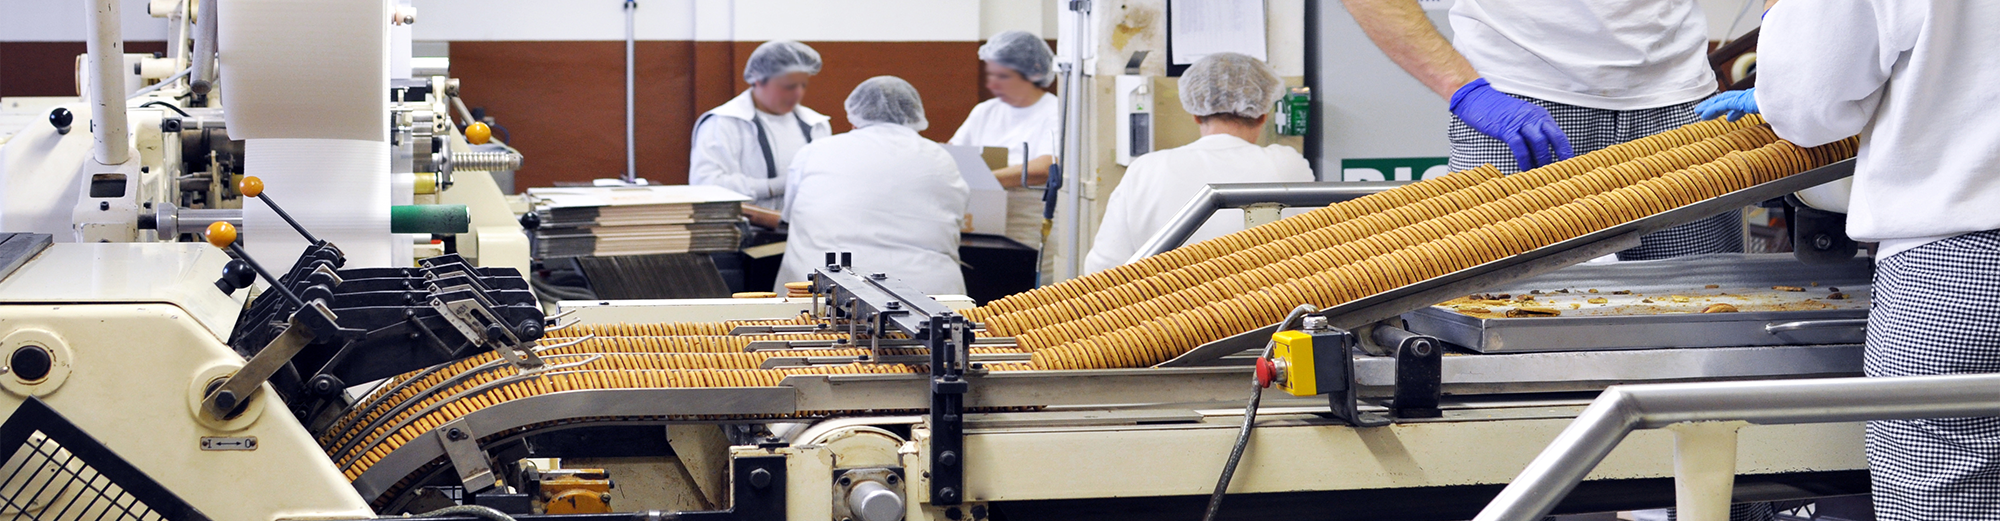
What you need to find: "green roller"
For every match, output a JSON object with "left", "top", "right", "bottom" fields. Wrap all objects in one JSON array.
[{"left": 390, "top": 205, "right": 471, "bottom": 234}]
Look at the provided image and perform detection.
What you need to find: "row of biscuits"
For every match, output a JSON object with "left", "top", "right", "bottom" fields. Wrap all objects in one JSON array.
[
  {"left": 542, "top": 313, "right": 819, "bottom": 338},
  {"left": 961, "top": 153, "right": 1505, "bottom": 322},
  {"left": 1007, "top": 124, "right": 1783, "bottom": 348},
  {"left": 336, "top": 362, "right": 931, "bottom": 480},
  {"left": 975, "top": 117, "right": 1770, "bottom": 334},
  {"left": 1029, "top": 136, "right": 1857, "bottom": 370}
]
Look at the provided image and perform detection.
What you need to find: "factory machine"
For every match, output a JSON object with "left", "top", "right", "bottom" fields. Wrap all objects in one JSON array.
[
  {"left": 0, "top": 98, "right": 1880, "bottom": 521},
  {"left": 0, "top": 0, "right": 526, "bottom": 272}
]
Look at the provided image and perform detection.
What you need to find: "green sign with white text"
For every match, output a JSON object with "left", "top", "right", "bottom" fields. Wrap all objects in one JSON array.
[{"left": 1340, "top": 157, "right": 1451, "bottom": 182}]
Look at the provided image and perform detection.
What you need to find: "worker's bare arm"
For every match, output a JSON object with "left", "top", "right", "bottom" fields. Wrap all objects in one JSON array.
[{"left": 1340, "top": 0, "right": 1480, "bottom": 99}]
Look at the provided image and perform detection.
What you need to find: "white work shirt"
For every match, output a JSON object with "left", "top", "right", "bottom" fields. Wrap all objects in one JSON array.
[
  {"left": 1084, "top": 134, "right": 1314, "bottom": 274},
  {"left": 690, "top": 90, "right": 832, "bottom": 210},
  {"left": 1451, "top": 0, "right": 1717, "bottom": 110},
  {"left": 1756, "top": 0, "right": 2000, "bottom": 259},
  {"left": 948, "top": 93, "right": 1061, "bottom": 247},
  {"left": 776, "top": 124, "right": 971, "bottom": 295}
]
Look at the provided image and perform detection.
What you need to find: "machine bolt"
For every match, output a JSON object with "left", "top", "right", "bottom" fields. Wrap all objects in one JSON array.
[
  {"left": 1814, "top": 234, "right": 1834, "bottom": 250},
  {"left": 599, "top": 493, "right": 612, "bottom": 504},
  {"left": 100, "top": 202, "right": 110, "bottom": 211},
  {"left": 1302, "top": 315, "right": 1329, "bottom": 331},
  {"left": 872, "top": 273, "right": 887, "bottom": 280},
  {"left": 969, "top": 505, "right": 987, "bottom": 519},
  {"left": 938, "top": 451, "right": 958, "bottom": 467},
  {"left": 212, "top": 390, "right": 238, "bottom": 410},
  {"left": 885, "top": 474, "right": 900, "bottom": 485},
  {"left": 485, "top": 324, "right": 507, "bottom": 341},
  {"left": 839, "top": 476, "right": 853, "bottom": 487},
  {"left": 886, "top": 301, "right": 900, "bottom": 310},
  {"left": 161, "top": 118, "right": 182, "bottom": 132},
  {"left": 1411, "top": 339, "right": 1434, "bottom": 357},
  {"left": 446, "top": 428, "right": 468, "bottom": 441},
  {"left": 943, "top": 503, "right": 962, "bottom": 518},
  {"left": 749, "top": 468, "right": 772, "bottom": 489}
]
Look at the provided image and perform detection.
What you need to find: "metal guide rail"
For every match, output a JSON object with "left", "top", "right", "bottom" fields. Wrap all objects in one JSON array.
[{"left": 808, "top": 252, "right": 975, "bottom": 506}]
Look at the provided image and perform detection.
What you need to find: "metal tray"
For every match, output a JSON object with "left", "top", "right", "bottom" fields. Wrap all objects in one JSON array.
[{"left": 1403, "top": 254, "right": 1871, "bottom": 353}]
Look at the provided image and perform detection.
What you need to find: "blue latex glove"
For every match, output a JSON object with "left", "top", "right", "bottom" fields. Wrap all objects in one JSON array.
[
  {"left": 1450, "top": 78, "right": 1574, "bottom": 172},
  {"left": 1696, "top": 88, "right": 1760, "bottom": 122}
]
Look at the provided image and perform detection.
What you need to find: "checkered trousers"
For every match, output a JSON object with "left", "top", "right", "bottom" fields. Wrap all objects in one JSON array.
[
  {"left": 1864, "top": 230, "right": 2000, "bottom": 521},
  {"left": 1447, "top": 95, "right": 1744, "bottom": 261}
]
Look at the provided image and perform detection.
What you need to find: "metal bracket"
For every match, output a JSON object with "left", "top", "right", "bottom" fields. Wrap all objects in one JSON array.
[
  {"left": 1315, "top": 328, "right": 1387, "bottom": 428},
  {"left": 1375, "top": 325, "right": 1443, "bottom": 419},
  {"left": 432, "top": 295, "right": 545, "bottom": 370},
  {"left": 437, "top": 418, "right": 497, "bottom": 493},
  {"left": 201, "top": 301, "right": 335, "bottom": 419}
]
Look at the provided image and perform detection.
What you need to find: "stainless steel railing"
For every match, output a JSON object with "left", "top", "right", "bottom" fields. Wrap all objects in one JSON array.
[
  {"left": 1127, "top": 181, "right": 1407, "bottom": 262},
  {"left": 1474, "top": 372, "right": 2000, "bottom": 521}
]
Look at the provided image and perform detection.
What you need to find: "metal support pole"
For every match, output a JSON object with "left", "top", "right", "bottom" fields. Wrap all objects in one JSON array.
[
  {"left": 85, "top": 0, "right": 131, "bottom": 165},
  {"left": 191, "top": 0, "right": 218, "bottom": 94},
  {"left": 1667, "top": 421, "right": 1744, "bottom": 521},
  {"left": 623, "top": 0, "right": 638, "bottom": 184}
]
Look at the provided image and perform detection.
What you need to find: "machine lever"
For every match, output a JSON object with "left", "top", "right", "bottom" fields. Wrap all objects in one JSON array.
[
  {"left": 200, "top": 221, "right": 361, "bottom": 419},
  {"left": 239, "top": 176, "right": 321, "bottom": 245}
]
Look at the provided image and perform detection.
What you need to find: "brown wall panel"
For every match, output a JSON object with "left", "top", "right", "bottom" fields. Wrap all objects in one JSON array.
[
  {"left": 1, "top": 41, "right": 169, "bottom": 97},
  {"left": 451, "top": 40, "right": 981, "bottom": 189}
]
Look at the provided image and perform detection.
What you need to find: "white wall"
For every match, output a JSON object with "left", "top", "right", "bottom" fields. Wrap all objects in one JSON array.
[
  {"left": 1698, "top": 0, "right": 1765, "bottom": 41},
  {"left": 0, "top": 0, "right": 1050, "bottom": 43},
  {"left": 0, "top": 0, "right": 170, "bottom": 41},
  {"left": 413, "top": 0, "right": 982, "bottom": 42}
]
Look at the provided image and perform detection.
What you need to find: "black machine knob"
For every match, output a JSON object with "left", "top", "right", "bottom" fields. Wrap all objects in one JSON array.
[
  {"left": 214, "top": 259, "right": 257, "bottom": 294},
  {"left": 49, "top": 108, "right": 73, "bottom": 135},
  {"left": 518, "top": 211, "right": 541, "bottom": 231}
]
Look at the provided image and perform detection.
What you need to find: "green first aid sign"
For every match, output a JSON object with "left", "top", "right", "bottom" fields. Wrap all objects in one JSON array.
[{"left": 1340, "top": 157, "right": 1450, "bottom": 182}]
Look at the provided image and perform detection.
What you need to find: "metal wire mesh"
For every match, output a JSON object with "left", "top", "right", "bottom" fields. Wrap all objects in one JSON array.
[
  {"left": 0, "top": 434, "right": 163, "bottom": 521},
  {"left": 0, "top": 399, "right": 205, "bottom": 521}
]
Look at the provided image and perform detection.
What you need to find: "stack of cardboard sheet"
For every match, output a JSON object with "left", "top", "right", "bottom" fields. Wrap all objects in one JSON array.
[{"left": 526, "top": 185, "right": 749, "bottom": 258}]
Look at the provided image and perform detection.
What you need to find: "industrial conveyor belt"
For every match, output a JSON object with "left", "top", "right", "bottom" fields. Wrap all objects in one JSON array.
[{"left": 323, "top": 117, "right": 1861, "bottom": 507}]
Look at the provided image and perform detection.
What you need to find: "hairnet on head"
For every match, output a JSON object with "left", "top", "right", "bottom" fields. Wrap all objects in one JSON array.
[
  {"left": 1178, "top": 52, "right": 1284, "bottom": 119},
  {"left": 743, "top": 40, "right": 823, "bottom": 84},
  {"left": 978, "top": 31, "right": 1056, "bottom": 87},
  {"left": 845, "top": 76, "right": 929, "bottom": 131}
]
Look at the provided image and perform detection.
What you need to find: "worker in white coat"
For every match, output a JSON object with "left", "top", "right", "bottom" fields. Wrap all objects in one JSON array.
[
  {"left": 690, "top": 40, "right": 833, "bottom": 212},
  {"left": 948, "top": 30, "right": 1061, "bottom": 249},
  {"left": 1083, "top": 53, "right": 1312, "bottom": 274},
  {"left": 776, "top": 77, "right": 971, "bottom": 295},
  {"left": 1694, "top": 1, "right": 2000, "bottom": 519}
]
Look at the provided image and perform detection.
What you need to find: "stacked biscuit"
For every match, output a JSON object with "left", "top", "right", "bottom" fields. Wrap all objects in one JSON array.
[
  {"left": 1003, "top": 123, "right": 1782, "bottom": 348},
  {"left": 543, "top": 314, "right": 819, "bottom": 338},
  {"left": 1028, "top": 131, "right": 1858, "bottom": 370},
  {"left": 961, "top": 165, "right": 1503, "bottom": 324},
  {"left": 329, "top": 326, "right": 1026, "bottom": 479},
  {"left": 331, "top": 361, "right": 925, "bottom": 480}
]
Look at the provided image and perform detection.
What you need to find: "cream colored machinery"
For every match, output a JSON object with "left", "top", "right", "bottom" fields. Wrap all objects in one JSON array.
[{"left": 0, "top": 0, "right": 526, "bottom": 271}]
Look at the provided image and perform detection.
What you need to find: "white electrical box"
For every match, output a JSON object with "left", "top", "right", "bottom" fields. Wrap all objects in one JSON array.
[{"left": 1115, "top": 75, "right": 1153, "bottom": 166}]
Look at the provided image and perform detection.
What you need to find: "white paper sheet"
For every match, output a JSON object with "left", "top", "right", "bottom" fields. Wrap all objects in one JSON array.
[{"left": 1169, "top": 0, "right": 1268, "bottom": 68}]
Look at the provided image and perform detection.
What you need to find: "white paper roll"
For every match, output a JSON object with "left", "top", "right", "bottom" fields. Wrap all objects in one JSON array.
[
  {"left": 218, "top": 0, "right": 390, "bottom": 141},
  {"left": 244, "top": 139, "right": 394, "bottom": 268}
]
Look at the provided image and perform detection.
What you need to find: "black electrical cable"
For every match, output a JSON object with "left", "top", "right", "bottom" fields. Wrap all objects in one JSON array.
[
  {"left": 1201, "top": 304, "right": 1318, "bottom": 521},
  {"left": 415, "top": 505, "right": 515, "bottom": 521},
  {"left": 139, "top": 101, "right": 191, "bottom": 118}
]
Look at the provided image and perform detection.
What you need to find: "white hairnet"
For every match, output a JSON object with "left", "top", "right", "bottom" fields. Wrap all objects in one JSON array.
[
  {"left": 743, "top": 40, "right": 823, "bottom": 84},
  {"left": 1177, "top": 52, "right": 1284, "bottom": 119},
  {"left": 978, "top": 31, "right": 1056, "bottom": 87},
  {"left": 845, "top": 76, "right": 929, "bottom": 131}
]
